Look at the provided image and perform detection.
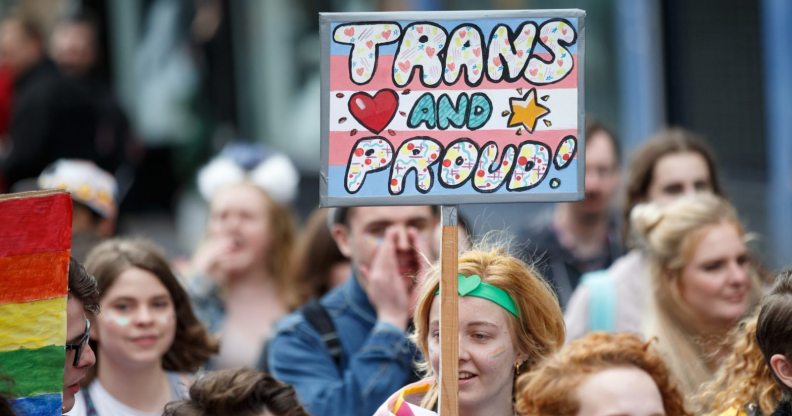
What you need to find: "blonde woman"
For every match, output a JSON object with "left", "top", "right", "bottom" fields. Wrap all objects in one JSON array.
[
  {"left": 375, "top": 248, "right": 565, "bottom": 416},
  {"left": 632, "top": 194, "right": 763, "bottom": 401}
]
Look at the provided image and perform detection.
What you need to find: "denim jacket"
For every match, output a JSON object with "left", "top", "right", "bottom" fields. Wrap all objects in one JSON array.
[
  {"left": 187, "top": 273, "right": 225, "bottom": 335},
  {"left": 267, "top": 274, "right": 419, "bottom": 416}
]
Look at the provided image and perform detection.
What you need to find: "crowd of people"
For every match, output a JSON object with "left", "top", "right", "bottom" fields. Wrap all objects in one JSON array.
[{"left": 0, "top": 6, "right": 791, "bottom": 416}]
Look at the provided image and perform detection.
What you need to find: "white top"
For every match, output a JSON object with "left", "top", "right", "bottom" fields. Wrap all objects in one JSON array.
[
  {"left": 564, "top": 250, "right": 649, "bottom": 342},
  {"left": 66, "top": 373, "right": 188, "bottom": 416}
]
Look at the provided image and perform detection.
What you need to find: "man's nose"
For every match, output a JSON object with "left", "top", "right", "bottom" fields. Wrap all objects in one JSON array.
[
  {"left": 78, "top": 344, "right": 96, "bottom": 368},
  {"left": 393, "top": 226, "right": 411, "bottom": 251}
]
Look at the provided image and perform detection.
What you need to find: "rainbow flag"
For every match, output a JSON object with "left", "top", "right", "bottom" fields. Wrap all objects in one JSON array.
[{"left": 0, "top": 191, "right": 72, "bottom": 415}]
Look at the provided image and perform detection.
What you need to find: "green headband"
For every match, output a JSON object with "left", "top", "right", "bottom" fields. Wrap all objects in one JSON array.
[{"left": 437, "top": 274, "right": 520, "bottom": 318}]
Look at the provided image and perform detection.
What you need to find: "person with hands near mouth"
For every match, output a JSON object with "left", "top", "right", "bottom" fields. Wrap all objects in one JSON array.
[
  {"left": 188, "top": 143, "right": 300, "bottom": 370},
  {"left": 374, "top": 246, "right": 566, "bottom": 416},
  {"left": 267, "top": 205, "right": 437, "bottom": 416},
  {"left": 66, "top": 239, "right": 218, "bottom": 416}
]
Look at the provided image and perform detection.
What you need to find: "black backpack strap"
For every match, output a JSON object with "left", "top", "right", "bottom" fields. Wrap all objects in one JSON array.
[{"left": 302, "top": 299, "right": 343, "bottom": 370}]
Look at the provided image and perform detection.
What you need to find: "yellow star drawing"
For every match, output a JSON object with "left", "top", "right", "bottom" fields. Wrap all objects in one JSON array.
[{"left": 507, "top": 88, "right": 550, "bottom": 133}]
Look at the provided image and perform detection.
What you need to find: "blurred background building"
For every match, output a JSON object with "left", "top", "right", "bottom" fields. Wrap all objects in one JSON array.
[{"left": 0, "top": 0, "right": 789, "bottom": 269}]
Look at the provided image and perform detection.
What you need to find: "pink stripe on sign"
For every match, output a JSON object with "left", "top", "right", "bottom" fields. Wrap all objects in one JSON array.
[
  {"left": 329, "top": 54, "right": 578, "bottom": 91},
  {"left": 327, "top": 129, "right": 577, "bottom": 165}
]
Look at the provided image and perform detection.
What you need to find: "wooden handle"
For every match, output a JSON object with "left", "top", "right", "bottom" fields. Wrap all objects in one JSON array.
[{"left": 439, "top": 205, "right": 459, "bottom": 415}]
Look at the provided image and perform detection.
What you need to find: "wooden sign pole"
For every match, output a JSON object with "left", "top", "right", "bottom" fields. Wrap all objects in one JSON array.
[{"left": 438, "top": 205, "right": 459, "bottom": 415}]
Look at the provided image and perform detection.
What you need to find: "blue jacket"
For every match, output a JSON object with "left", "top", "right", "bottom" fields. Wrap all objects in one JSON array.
[{"left": 268, "top": 274, "right": 419, "bottom": 416}]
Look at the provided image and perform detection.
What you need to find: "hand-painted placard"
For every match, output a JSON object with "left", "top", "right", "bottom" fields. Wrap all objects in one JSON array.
[
  {"left": 320, "top": 10, "right": 585, "bottom": 206},
  {"left": 0, "top": 190, "right": 72, "bottom": 416}
]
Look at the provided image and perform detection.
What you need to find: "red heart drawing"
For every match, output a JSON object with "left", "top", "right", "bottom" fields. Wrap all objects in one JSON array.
[
  {"left": 348, "top": 89, "right": 399, "bottom": 134},
  {"left": 425, "top": 47, "right": 436, "bottom": 58},
  {"left": 343, "top": 27, "right": 355, "bottom": 37}
]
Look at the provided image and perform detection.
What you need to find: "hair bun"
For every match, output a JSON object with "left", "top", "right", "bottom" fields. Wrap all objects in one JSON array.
[{"left": 630, "top": 203, "right": 664, "bottom": 239}]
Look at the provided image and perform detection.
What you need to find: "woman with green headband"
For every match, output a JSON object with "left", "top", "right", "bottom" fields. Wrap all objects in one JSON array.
[{"left": 374, "top": 248, "right": 566, "bottom": 416}]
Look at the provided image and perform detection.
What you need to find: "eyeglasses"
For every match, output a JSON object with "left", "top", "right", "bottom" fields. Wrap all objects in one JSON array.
[{"left": 65, "top": 319, "right": 91, "bottom": 366}]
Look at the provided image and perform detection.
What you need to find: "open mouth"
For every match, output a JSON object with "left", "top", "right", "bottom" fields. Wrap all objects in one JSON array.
[
  {"left": 229, "top": 237, "right": 244, "bottom": 252},
  {"left": 458, "top": 371, "right": 477, "bottom": 381}
]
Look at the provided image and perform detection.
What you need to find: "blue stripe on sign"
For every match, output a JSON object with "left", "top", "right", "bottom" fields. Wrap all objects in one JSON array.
[{"left": 11, "top": 393, "right": 62, "bottom": 416}]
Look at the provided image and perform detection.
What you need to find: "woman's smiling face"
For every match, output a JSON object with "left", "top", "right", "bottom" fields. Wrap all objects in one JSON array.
[
  {"left": 428, "top": 296, "right": 521, "bottom": 414},
  {"left": 95, "top": 267, "right": 176, "bottom": 368}
]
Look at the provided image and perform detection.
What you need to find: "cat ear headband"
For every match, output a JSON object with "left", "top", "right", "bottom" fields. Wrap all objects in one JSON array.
[{"left": 197, "top": 143, "right": 300, "bottom": 205}]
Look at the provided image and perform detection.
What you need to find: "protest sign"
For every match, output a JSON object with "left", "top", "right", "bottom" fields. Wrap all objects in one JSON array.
[
  {"left": 0, "top": 191, "right": 72, "bottom": 415},
  {"left": 320, "top": 10, "right": 585, "bottom": 414},
  {"left": 320, "top": 10, "right": 585, "bottom": 207}
]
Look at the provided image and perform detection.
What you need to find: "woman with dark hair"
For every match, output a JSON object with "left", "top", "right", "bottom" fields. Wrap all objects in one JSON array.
[
  {"left": 66, "top": 239, "right": 219, "bottom": 416},
  {"left": 565, "top": 127, "right": 725, "bottom": 340},
  {"left": 163, "top": 368, "right": 308, "bottom": 416}
]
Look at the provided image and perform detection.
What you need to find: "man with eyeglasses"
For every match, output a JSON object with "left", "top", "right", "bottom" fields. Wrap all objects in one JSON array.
[
  {"left": 63, "top": 258, "right": 100, "bottom": 413},
  {"left": 518, "top": 120, "right": 623, "bottom": 308}
]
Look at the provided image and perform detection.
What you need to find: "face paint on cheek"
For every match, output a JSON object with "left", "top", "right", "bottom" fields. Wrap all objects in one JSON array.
[
  {"left": 155, "top": 312, "right": 175, "bottom": 325},
  {"left": 366, "top": 235, "right": 384, "bottom": 246},
  {"left": 488, "top": 346, "right": 507, "bottom": 360},
  {"left": 104, "top": 314, "right": 130, "bottom": 327}
]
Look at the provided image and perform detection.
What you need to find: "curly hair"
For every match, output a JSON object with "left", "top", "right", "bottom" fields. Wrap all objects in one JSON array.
[
  {"left": 162, "top": 368, "right": 308, "bottom": 416},
  {"left": 694, "top": 312, "right": 781, "bottom": 415},
  {"left": 515, "top": 332, "right": 689, "bottom": 416},
  {"left": 83, "top": 238, "right": 219, "bottom": 384}
]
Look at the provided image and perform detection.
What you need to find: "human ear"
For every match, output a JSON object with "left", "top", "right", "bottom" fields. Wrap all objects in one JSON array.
[
  {"left": 770, "top": 354, "right": 792, "bottom": 390},
  {"left": 331, "top": 224, "right": 353, "bottom": 258}
]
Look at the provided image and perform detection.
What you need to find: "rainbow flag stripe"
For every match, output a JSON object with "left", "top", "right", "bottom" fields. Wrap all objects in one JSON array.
[{"left": 0, "top": 191, "right": 72, "bottom": 416}]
